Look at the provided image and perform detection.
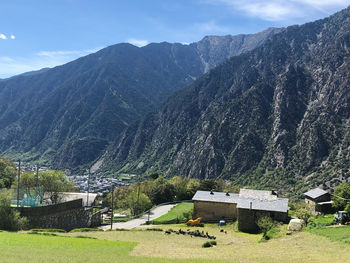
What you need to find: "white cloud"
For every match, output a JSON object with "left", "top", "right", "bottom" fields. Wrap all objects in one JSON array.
[
  {"left": 0, "top": 34, "right": 7, "bottom": 40},
  {"left": 194, "top": 20, "right": 231, "bottom": 33},
  {"left": 126, "top": 38, "right": 149, "bottom": 47},
  {"left": 0, "top": 47, "right": 103, "bottom": 79},
  {"left": 10, "top": 35, "right": 15, "bottom": 39},
  {"left": 203, "top": 0, "right": 350, "bottom": 22},
  {"left": 36, "top": 47, "right": 101, "bottom": 58}
]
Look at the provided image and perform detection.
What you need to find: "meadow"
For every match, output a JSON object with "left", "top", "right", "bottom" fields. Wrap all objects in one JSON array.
[
  {"left": 151, "top": 202, "right": 193, "bottom": 224},
  {"left": 1, "top": 224, "right": 350, "bottom": 263}
]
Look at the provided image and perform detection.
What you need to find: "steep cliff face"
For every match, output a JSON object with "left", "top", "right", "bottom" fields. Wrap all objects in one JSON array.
[
  {"left": 104, "top": 7, "right": 350, "bottom": 192},
  {"left": 0, "top": 28, "right": 280, "bottom": 167}
]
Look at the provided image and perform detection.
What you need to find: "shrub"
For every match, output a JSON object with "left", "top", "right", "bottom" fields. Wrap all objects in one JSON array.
[
  {"left": 30, "top": 229, "right": 66, "bottom": 233},
  {"left": 294, "top": 208, "right": 312, "bottom": 224},
  {"left": 202, "top": 241, "right": 217, "bottom": 248},
  {"left": 0, "top": 190, "right": 28, "bottom": 231},
  {"left": 257, "top": 216, "right": 277, "bottom": 240},
  {"left": 145, "top": 228, "right": 163, "bottom": 232},
  {"left": 28, "top": 232, "right": 58, "bottom": 237},
  {"left": 70, "top": 228, "right": 103, "bottom": 233},
  {"left": 75, "top": 235, "right": 97, "bottom": 239}
]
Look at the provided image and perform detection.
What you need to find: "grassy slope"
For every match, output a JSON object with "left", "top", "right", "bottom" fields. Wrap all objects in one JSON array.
[
  {"left": 152, "top": 203, "right": 193, "bottom": 224},
  {"left": 2, "top": 224, "right": 350, "bottom": 263},
  {"left": 0, "top": 231, "right": 218, "bottom": 263},
  {"left": 73, "top": 224, "right": 350, "bottom": 263},
  {"left": 309, "top": 226, "right": 350, "bottom": 244}
]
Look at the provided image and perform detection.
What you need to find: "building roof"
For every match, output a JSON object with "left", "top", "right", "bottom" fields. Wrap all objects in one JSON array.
[
  {"left": 236, "top": 197, "right": 289, "bottom": 213},
  {"left": 239, "top": 189, "right": 277, "bottom": 201},
  {"left": 317, "top": 201, "right": 333, "bottom": 205},
  {"left": 192, "top": 189, "right": 289, "bottom": 213},
  {"left": 192, "top": 190, "right": 240, "bottom": 204},
  {"left": 304, "top": 188, "right": 329, "bottom": 199}
]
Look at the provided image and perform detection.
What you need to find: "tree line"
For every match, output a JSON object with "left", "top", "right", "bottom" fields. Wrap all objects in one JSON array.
[{"left": 106, "top": 173, "right": 240, "bottom": 216}]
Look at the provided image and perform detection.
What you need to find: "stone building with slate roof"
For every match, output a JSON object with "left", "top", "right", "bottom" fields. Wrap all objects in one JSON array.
[
  {"left": 304, "top": 188, "right": 333, "bottom": 214},
  {"left": 192, "top": 189, "right": 289, "bottom": 232}
]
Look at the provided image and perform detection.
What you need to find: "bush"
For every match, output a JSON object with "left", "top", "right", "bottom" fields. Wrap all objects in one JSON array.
[
  {"left": 74, "top": 235, "right": 97, "bottom": 239},
  {"left": 28, "top": 232, "right": 58, "bottom": 237},
  {"left": 30, "top": 229, "right": 66, "bottom": 233},
  {"left": 202, "top": 241, "right": 217, "bottom": 248},
  {"left": 0, "top": 190, "right": 28, "bottom": 231},
  {"left": 145, "top": 228, "right": 163, "bottom": 232},
  {"left": 294, "top": 208, "right": 312, "bottom": 224},
  {"left": 70, "top": 228, "right": 103, "bottom": 233},
  {"left": 257, "top": 216, "right": 277, "bottom": 240}
]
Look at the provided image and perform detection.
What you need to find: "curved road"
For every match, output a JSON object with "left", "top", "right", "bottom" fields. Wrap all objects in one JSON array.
[{"left": 101, "top": 204, "right": 176, "bottom": 230}]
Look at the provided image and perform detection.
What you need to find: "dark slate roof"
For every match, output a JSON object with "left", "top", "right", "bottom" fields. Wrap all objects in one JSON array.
[
  {"left": 236, "top": 197, "right": 289, "bottom": 213},
  {"left": 192, "top": 190, "right": 239, "bottom": 204},
  {"left": 192, "top": 189, "right": 289, "bottom": 213},
  {"left": 304, "top": 188, "right": 329, "bottom": 199},
  {"left": 239, "top": 189, "right": 277, "bottom": 201}
]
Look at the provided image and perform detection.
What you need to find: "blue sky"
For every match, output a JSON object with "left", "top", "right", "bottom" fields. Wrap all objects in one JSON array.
[{"left": 1, "top": 0, "right": 350, "bottom": 78}]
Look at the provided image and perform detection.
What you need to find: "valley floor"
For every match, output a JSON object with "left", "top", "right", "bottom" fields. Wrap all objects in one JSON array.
[{"left": 1, "top": 224, "right": 350, "bottom": 263}]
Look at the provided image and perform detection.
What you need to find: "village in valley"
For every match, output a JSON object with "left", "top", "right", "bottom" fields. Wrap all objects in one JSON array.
[
  {"left": 1, "top": 1, "right": 350, "bottom": 263},
  {"left": 1, "top": 153, "right": 350, "bottom": 262}
]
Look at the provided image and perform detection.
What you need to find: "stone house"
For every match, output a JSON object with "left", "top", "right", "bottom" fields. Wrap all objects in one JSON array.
[
  {"left": 304, "top": 188, "right": 333, "bottom": 214},
  {"left": 192, "top": 189, "right": 289, "bottom": 232}
]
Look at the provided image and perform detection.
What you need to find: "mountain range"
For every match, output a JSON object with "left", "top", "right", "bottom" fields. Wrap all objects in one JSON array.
[
  {"left": 100, "top": 7, "right": 350, "bottom": 193},
  {"left": 0, "top": 27, "right": 281, "bottom": 169}
]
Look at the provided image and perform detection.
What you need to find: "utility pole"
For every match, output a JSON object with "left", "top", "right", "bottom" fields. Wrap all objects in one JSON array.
[
  {"left": 36, "top": 165, "right": 39, "bottom": 187},
  {"left": 87, "top": 168, "right": 90, "bottom": 207},
  {"left": 17, "top": 160, "right": 21, "bottom": 208},
  {"left": 110, "top": 183, "right": 114, "bottom": 230},
  {"left": 137, "top": 183, "right": 140, "bottom": 215}
]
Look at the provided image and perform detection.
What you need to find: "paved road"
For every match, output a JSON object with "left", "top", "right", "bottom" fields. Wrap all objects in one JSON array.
[{"left": 101, "top": 204, "right": 176, "bottom": 230}]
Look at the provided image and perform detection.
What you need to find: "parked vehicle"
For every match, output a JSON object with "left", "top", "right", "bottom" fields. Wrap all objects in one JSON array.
[{"left": 334, "top": 211, "right": 350, "bottom": 225}]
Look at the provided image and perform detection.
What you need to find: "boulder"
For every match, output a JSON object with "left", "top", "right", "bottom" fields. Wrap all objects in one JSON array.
[{"left": 287, "top": 219, "right": 304, "bottom": 231}]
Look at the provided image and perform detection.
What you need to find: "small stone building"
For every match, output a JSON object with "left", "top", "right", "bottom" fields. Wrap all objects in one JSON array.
[
  {"left": 192, "top": 191, "right": 239, "bottom": 222},
  {"left": 192, "top": 189, "right": 289, "bottom": 232},
  {"left": 304, "top": 188, "right": 333, "bottom": 215}
]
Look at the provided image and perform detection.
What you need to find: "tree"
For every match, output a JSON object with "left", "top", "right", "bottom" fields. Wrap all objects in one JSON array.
[
  {"left": 0, "top": 158, "right": 16, "bottom": 189},
  {"left": 125, "top": 191, "right": 152, "bottom": 216},
  {"left": 199, "top": 179, "right": 217, "bottom": 191},
  {"left": 149, "top": 173, "right": 159, "bottom": 180},
  {"left": 332, "top": 182, "right": 350, "bottom": 212},
  {"left": 0, "top": 189, "right": 28, "bottom": 231},
  {"left": 150, "top": 177, "right": 175, "bottom": 204},
  {"left": 39, "top": 170, "right": 77, "bottom": 204}
]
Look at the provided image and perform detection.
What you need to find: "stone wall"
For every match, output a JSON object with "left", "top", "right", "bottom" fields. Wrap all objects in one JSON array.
[
  {"left": 237, "top": 208, "right": 288, "bottom": 233},
  {"left": 14, "top": 199, "right": 101, "bottom": 231},
  {"left": 193, "top": 200, "right": 237, "bottom": 222}
]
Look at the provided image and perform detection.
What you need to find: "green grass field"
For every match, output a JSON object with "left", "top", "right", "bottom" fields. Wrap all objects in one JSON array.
[
  {"left": 1, "top": 224, "right": 350, "bottom": 263},
  {"left": 151, "top": 202, "right": 193, "bottom": 224},
  {"left": 0, "top": 231, "right": 218, "bottom": 263},
  {"left": 309, "top": 226, "right": 350, "bottom": 244}
]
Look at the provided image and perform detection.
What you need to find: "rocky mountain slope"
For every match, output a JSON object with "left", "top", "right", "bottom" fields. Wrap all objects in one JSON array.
[
  {"left": 0, "top": 28, "right": 281, "bottom": 168},
  {"left": 103, "top": 7, "right": 350, "bottom": 192}
]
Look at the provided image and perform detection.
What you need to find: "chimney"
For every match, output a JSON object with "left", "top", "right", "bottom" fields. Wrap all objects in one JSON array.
[
  {"left": 250, "top": 202, "right": 252, "bottom": 210},
  {"left": 226, "top": 192, "right": 230, "bottom": 196},
  {"left": 210, "top": 190, "right": 214, "bottom": 195}
]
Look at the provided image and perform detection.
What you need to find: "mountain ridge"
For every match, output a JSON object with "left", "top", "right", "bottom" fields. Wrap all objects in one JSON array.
[
  {"left": 0, "top": 27, "right": 282, "bottom": 168},
  {"left": 101, "top": 7, "right": 350, "bottom": 193}
]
